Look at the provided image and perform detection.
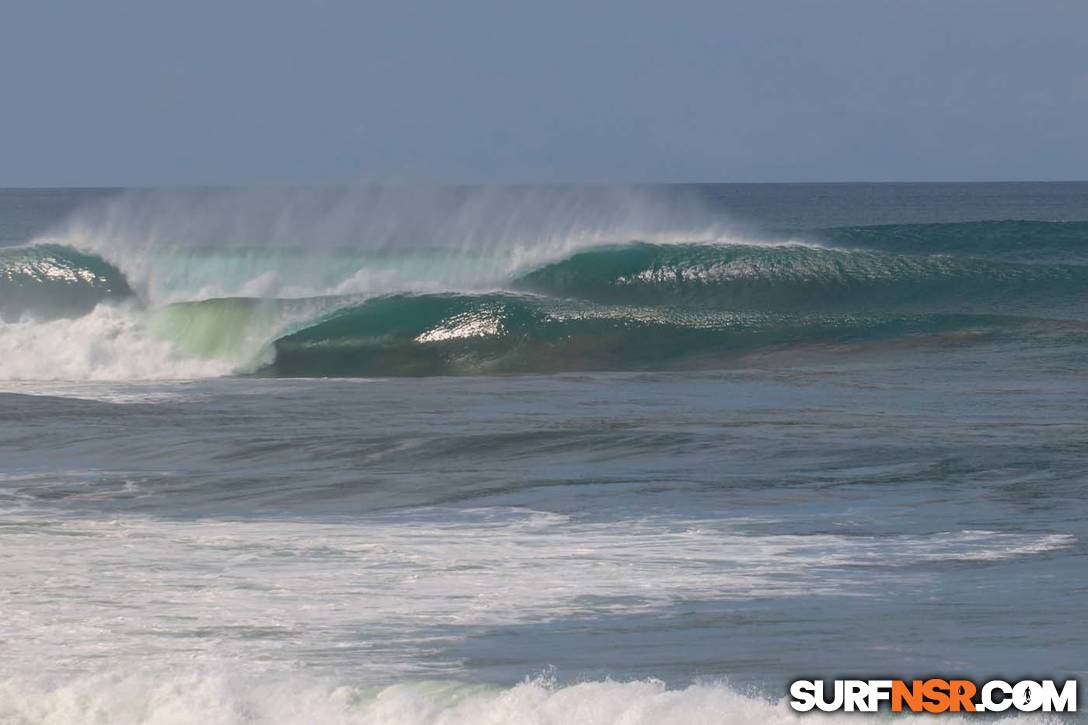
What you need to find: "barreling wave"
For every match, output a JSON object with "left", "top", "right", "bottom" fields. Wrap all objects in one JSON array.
[
  {"left": 264, "top": 292, "right": 1023, "bottom": 377},
  {"left": 0, "top": 244, "right": 133, "bottom": 321},
  {"left": 4, "top": 216, "right": 1088, "bottom": 379},
  {"left": 148, "top": 295, "right": 353, "bottom": 370}
]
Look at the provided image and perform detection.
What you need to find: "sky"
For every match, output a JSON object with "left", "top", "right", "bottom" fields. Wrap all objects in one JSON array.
[{"left": 1, "top": 0, "right": 1086, "bottom": 186}]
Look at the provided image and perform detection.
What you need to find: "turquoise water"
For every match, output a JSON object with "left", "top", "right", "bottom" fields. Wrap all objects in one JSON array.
[{"left": 0, "top": 184, "right": 1085, "bottom": 723}]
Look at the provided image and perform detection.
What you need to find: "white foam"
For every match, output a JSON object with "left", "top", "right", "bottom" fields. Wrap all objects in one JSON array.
[
  {"left": 3, "top": 186, "right": 821, "bottom": 385},
  {"left": 0, "top": 303, "right": 232, "bottom": 382},
  {"left": 0, "top": 508, "right": 1072, "bottom": 683},
  {"left": 0, "top": 672, "right": 1055, "bottom": 725}
]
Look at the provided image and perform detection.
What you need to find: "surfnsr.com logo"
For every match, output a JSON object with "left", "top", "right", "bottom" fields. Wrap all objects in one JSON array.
[{"left": 789, "top": 679, "right": 1077, "bottom": 713}]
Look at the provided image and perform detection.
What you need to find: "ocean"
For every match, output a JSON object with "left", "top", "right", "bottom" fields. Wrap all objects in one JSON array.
[{"left": 0, "top": 183, "right": 1085, "bottom": 723}]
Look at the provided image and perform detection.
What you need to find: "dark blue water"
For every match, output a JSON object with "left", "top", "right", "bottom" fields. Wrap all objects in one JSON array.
[{"left": 1, "top": 184, "right": 1085, "bottom": 723}]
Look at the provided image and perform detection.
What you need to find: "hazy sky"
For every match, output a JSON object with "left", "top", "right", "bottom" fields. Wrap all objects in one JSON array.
[{"left": 2, "top": 0, "right": 1086, "bottom": 186}]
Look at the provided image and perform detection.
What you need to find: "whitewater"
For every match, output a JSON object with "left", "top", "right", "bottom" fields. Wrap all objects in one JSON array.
[
  {"left": 1, "top": 184, "right": 1086, "bottom": 723},
  {"left": 6, "top": 186, "right": 1088, "bottom": 381}
]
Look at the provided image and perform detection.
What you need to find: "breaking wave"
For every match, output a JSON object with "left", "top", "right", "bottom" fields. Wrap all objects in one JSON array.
[
  {"left": 3, "top": 200, "right": 1088, "bottom": 381},
  {"left": 1, "top": 672, "right": 1055, "bottom": 725},
  {"left": 265, "top": 293, "right": 1015, "bottom": 376},
  {"left": 0, "top": 244, "right": 132, "bottom": 321}
]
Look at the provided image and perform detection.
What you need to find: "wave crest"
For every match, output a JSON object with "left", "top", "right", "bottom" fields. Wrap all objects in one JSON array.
[
  {"left": 0, "top": 244, "right": 133, "bottom": 321},
  {"left": 5, "top": 220, "right": 1088, "bottom": 379},
  {"left": 514, "top": 242, "right": 1088, "bottom": 315}
]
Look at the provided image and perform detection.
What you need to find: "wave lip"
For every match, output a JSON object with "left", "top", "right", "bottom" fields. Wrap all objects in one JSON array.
[
  {"left": 0, "top": 244, "right": 133, "bottom": 321},
  {"left": 513, "top": 242, "right": 1088, "bottom": 316}
]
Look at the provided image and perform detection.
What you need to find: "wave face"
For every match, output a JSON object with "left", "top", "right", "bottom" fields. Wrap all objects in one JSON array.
[
  {"left": 0, "top": 244, "right": 132, "bottom": 321},
  {"left": 267, "top": 293, "right": 1015, "bottom": 376},
  {"left": 513, "top": 242, "right": 1088, "bottom": 315},
  {"left": 4, "top": 187, "right": 1088, "bottom": 381}
]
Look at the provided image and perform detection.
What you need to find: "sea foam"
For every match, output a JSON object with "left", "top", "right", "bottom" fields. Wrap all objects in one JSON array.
[{"left": 0, "top": 672, "right": 1058, "bottom": 725}]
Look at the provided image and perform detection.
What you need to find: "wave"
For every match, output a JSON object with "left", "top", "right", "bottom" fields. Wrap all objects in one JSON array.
[
  {"left": 0, "top": 244, "right": 132, "bottom": 321},
  {"left": 38, "top": 184, "right": 736, "bottom": 303},
  {"left": 10, "top": 240, "right": 1088, "bottom": 326},
  {"left": 816, "top": 220, "right": 1088, "bottom": 263},
  {"left": 86, "top": 245, "right": 526, "bottom": 304},
  {"left": 514, "top": 242, "right": 1088, "bottom": 316},
  {"left": 0, "top": 671, "right": 1056, "bottom": 724},
  {"left": 265, "top": 292, "right": 1022, "bottom": 377},
  {"left": 148, "top": 295, "right": 353, "bottom": 370},
  {"left": 0, "top": 303, "right": 232, "bottom": 381},
  {"left": 4, "top": 218, "right": 1088, "bottom": 380}
]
